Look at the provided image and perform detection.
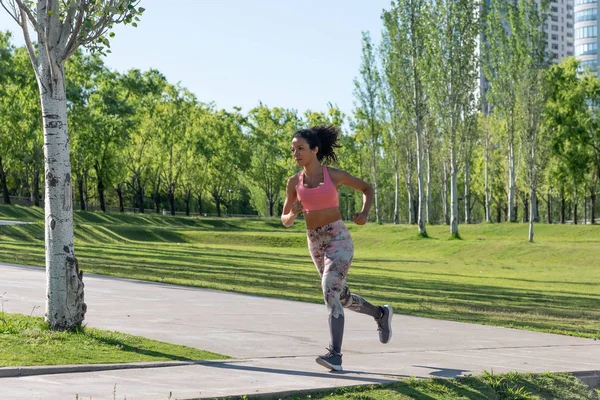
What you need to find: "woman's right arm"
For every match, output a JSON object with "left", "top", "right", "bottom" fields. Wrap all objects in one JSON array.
[{"left": 281, "top": 176, "right": 301, "bottom": 227}]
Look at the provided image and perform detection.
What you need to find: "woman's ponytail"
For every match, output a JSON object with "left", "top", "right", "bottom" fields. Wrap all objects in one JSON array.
[{"left": 293, "top": 125, "right": 341, "bottom": 165}]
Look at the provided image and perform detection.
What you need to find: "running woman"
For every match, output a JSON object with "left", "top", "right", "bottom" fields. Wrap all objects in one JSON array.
[{"left": 281, "top": 125, "right": 393, "bottom": 372}]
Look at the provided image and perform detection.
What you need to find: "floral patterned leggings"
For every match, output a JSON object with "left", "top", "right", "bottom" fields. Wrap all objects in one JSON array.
[{"left": 307, "top": 219, "right": 382, "bottom": 353}]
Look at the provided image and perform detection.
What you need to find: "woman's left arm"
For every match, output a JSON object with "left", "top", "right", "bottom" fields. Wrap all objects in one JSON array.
[{"left": 330, "top": 168, "right": 374, "bottom": 225}]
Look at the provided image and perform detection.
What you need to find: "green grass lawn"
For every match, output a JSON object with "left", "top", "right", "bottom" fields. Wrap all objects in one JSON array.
[
  {"left": 247, "top": 372, "right": 599, "bottom": 400},
  {"left": 0, "top": 312, "right": 228, "bottom": 367},
  {"left": 1, "top": 205, "right": 599, "bottom": 339}
]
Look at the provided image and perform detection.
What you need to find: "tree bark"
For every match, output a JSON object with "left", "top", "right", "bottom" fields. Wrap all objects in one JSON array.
[
  {"left": 154, "top": 176, "right": 161, "bottom": 213},
  {"left": 372, "top": 143, "right": 381, "bottom": 224},
  {"left": 137, "top": 176, "right": 144, "bottom": 214},
  {"left": 185, "top": 189, "right": 191, "bottom": 216},
  {"left": 507, "top": 119, "right": 517, "bottom": 222},
  {"left": 32, "top": 168, "right": 40, "bottom": 207},
  {"left": 484, "top": 114, "right": 491, "bottom": 223},
  {"left": 574, "top": 198, "right": 578, "bottom": 225},
  {"left": 197, "top": 193, "right": 203, "bottom": 215},
  {"left": 523, "top": 193, "right": 529, "bottom": 223},
  {"left": 77, "top": 173, "right": 85, "bottom": 211},
  {"left": 591, "top": 190, "right": 596, "bottom": 224},
  {"left": 168, "top": 187, "right": 175, "bottom": 216},
  {"left": 394, "top": 159, "right": 400, "bottom": 224},
  {"left": 95, "top": 164, "right": 106, "bottom": 212},
  {"left": 547, "top": 189, "right": 552, "bottom": 224},
  {"left": 442, "top": 161, "right": 449, "bottom": 225},
  {"left": 560, "top": 190, "right": 566, "bottom": 224},
  {"left": 116, "top": 184, "right": 124, "bottom": 213},
  {"left": 450, "top": 142, "right": 459, "bottom": 236},
  {"left": 39, "top": 59, "right": 85, "bottom": 330},
  {"left": 464, "top": 155, "right": 471, "bottom": 224},
  {"left": 426, "top": 142, "right": 432, "bottom": 225},
  {"left": 529, "top": 186, "right": 536, "bottom": 242},
  {"left": 0, "top": 157, "right": 11, "bottom": 205}
]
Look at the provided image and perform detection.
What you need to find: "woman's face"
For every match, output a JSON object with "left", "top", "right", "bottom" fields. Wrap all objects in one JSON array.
[{"left": 291, "top": 136, "right": 317, "bottom": 167}]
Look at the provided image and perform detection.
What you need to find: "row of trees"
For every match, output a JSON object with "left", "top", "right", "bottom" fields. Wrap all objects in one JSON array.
[
  {"left": 2, "top": 1, "right": 600, "bottom": 238},
  {"left": 349, "top": 0, "right": 600, "bottom": 242}
]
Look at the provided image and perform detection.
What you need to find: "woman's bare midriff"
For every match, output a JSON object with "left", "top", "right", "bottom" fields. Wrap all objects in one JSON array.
[{"left": 303, "top": 207, "right": 343, "bottom": 230}]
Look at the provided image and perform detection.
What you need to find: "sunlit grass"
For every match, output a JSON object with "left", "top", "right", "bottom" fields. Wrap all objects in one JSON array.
[
  {"left": 1, "top": 205, "right": 599, "bottom": 339},
  {"left": 0, "top": 312, "right": 228, "bottom": 367}
]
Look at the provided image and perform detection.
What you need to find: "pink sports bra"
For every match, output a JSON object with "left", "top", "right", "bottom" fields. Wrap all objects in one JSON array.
[{"left": 296, "top": 166, "right": 339, "bottom": 212}]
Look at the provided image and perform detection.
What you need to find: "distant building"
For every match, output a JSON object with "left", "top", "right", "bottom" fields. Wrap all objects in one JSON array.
[{"left": 573, "top": 0, "right": 598, "bottom": 72}]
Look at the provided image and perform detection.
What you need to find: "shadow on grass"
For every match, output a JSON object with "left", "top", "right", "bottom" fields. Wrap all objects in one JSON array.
[{"left": 92, "top": 335, "right": 197, "bottom": 362}]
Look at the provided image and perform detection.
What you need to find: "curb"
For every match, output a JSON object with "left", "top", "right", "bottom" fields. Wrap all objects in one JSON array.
[{"left": 0, "top": 359, "right": 239, "bottom": 378}]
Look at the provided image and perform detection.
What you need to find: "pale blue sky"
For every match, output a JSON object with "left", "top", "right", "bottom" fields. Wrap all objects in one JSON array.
[{"left": 1, "top": 0, "right": 390, "bottom": 117}]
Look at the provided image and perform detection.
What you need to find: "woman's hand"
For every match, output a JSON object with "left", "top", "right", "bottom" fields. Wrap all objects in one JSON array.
[
  {"left": 291, "top": 200, "right": 303, "bottom": 216},
  {"left": 352, "top": 212, "right": 368, "bottom": 225}
]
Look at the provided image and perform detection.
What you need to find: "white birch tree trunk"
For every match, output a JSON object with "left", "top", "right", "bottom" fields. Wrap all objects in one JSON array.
[
  {"left": 450, "top": 139, "right": 459, "bottom": 237},
  {"left": 38, "top": 51, "right": 85, "bottom": 330},
  {"left": 426, "top": 141, "right": 432, "bottom": 225},
  {"left": 442, "top": 160, "right": 449, "bottom": 225},
  {"left": 372, "top": 145, "right": 381, "bottom": 224},
  {"left": 415, "top": 118, "right": 427, "bottom": 236},
  {"left": 394, "top": 158, "right": 400, "bottom": 224},
  {"left": 464, "top": 155, "right": 471, "bottom": 224},
  {"left": 485, "top": 126, "right": 491, "bottom": 223},
  {"left": 508, "top": 119, "right": 517, "bottom": 222}
]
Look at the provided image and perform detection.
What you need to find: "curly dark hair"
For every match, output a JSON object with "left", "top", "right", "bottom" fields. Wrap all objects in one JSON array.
[{"left": 293, "top": 125, "right": 341, "bottom": 165}]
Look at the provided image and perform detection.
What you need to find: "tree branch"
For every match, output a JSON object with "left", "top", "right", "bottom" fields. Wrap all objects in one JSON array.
[
  {"left": 14, "top": 0, "right": 38, "bottom": 31},
  {"left": 0, "top": 0, "right": 21, "bottom": 25},
  {"left": 20, "top": 8, "right": 39, "bottom": 72}
]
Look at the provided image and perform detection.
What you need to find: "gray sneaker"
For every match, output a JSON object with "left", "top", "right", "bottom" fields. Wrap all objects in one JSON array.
[
  {"left": 375, "top": 305, "right": 393, "bottom": 344},
  {"left": 315, "top": 347, "right": 343, "bottom": 371}
]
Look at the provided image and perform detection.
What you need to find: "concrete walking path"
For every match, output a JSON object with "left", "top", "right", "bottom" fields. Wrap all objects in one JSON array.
[{"left": 1, "top": 262, "right": 599, "bottom": 399}]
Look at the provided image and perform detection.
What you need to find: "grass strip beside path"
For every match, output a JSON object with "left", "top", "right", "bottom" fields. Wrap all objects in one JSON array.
[
  {"left": 0, "top": 312, "right": 228, "bottom": 367},
  {"left": 245, "top": 372, "right": 599, "bottom": 400}
]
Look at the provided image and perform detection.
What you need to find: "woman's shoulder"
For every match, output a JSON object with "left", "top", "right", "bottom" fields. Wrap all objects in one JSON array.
[
  {"left": 325, "top": 167, "right": 348, "bottom": 185},
  {"left": 287, "top": 173, "right": 301, "bottom": 187}
]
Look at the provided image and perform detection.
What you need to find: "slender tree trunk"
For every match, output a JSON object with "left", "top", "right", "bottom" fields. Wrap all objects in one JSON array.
[
  {"left": 371, "top": 143, "right": 381, "bottom": 224},
  {"left": 508, "top": 122, "right": 517, "bottom": 222},
  {"left": 405, "top": 160, "right": 414, "bottom": 224},
  {"left": 416, "top": 126, "right": 427, "bottom": 236},
  {"left": 32, "top": 168, "right": 40, "bottom": 207},
  {"left": 269, "top": 200, "right": 275, "bottom": 218},
  {"left": 197, "top": 193, "right": 203, "bottom": 215},
  {"left": 136, "top": 176, "right": 144, "bottom": 213},
  {"left": 215, "top": 196, "right": 221, "bottom": 217},
  {"left": 394, "top": 159, "right": 400, "bottom": 224},
  {"left": 547, "top": 189, "right": 552, "bottom": 224},
  {"left": 464, "top": 155, "right": 471, "bottom": 224},
  {"left": 574, "top": 193, "right": 578, "bottom": 224},
  {"left": 560, "top": 189, "right": 566, "bottom": 223},
  {"left": 426, "top": 143, "right": 432, "bottom": 225},
  {"left": 0, "top": 157, "right": 11, "bottom": 205},
  {"left": 154, "top": 176, "right": 161, "bottom": 213},
  {"left": 38, "top": 59, "right": 85, "bottom": 330},
  {"left": 484, "top": 115, "right": 491, "bottom": 223},
  {"left": 496, "top": 203, "right": 502, "bottom": 223},
  {"left": 523, "top": 193, "right": 529, "bottom": 223},
  {"left": 168, "top": 187, "right": 175, "bottom": 216},
  {"left": 443, "top": 161, "right": 449, "bottom": 225},
  {"left": 591, "top": 190, "right": 596, "bottom": 224},
  {"left": 450, "top": 142, "right": 459, "bottom": 236},
  {"left": 533, "top": 191, "right": 539, "bottom": 222},
  {"left": 116, "top": 184, "right": 124, "bottom": 213},
  {"left": 77, "top": 173, "right": 85, "bottom": 211},
  {"left": 95, "top": 165, "right": 106, "bottom": 212},
  {"left": 185, "top": 189, "right": 191, "bottom": 216},
  {"left": 529, "top": 186, "right": 536, "bottom": 242}
]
